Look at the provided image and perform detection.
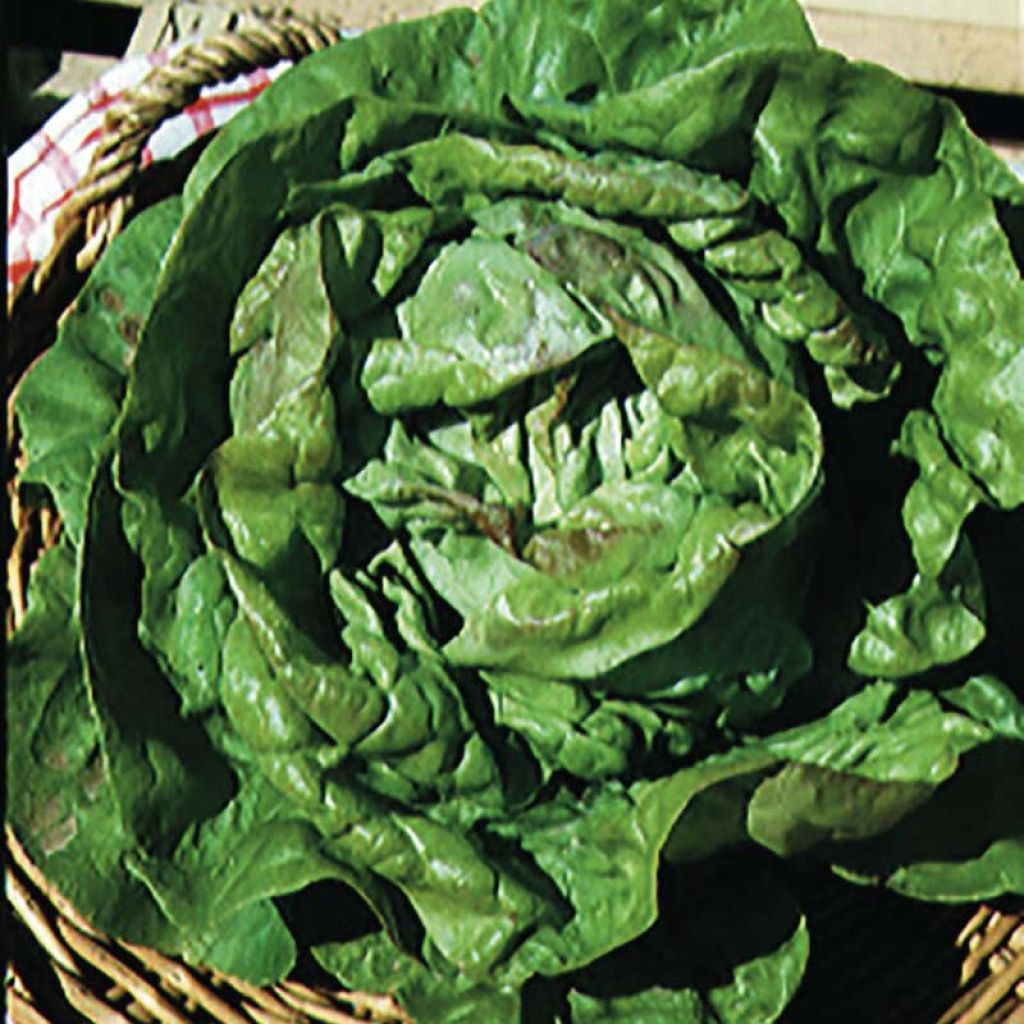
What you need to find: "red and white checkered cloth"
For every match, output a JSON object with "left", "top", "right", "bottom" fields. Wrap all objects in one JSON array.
[{"left": 7, "top": 44, "right": 293, "bottom": 292}]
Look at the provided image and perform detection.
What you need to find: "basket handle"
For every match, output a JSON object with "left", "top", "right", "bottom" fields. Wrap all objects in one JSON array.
[{"left": 6, "top": 7, "right": 341, "bottom": 390}]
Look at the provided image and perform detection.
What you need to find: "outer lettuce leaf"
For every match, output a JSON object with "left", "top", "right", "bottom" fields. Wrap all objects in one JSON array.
[
  {"left": 758, "top": 684, "right": 990, "bottom": 785},
  {"left": 828, "top": 677, "right": 1024, "bottom": 901},
  {"left": 567, "top": 869, "right": 808, "bottom": 1024},
  {"left": 14, "top": 198, "right": 182, "bottom": 541},
  {"left": 79, "top": 460, "right": 236, "bottom": 850},
  {"left": 662, "top": 683, "right": 1011, "bottom": 890},
  {"left": 830, "top": 737, "right": 1024, "bottom": 902},
  {"left": 895, "top": 411, "right": 984, "bottom": 577},
  {"left": 186, "top": 0, "right": 814, "bottom": 212},
  {"left": 182, "top": 12, "right": 478, "bottom": 210},
  {"left": 316, "top": 934, "right": 525, "bottom": 1024},
  {"left": 6, "top": 545, "right": 180, "bottom": 950},
  {"left": 944, "top": 676, "right": 1024, "bottom": 740},
  {"left": 847, "top": 157, "right": 1024, "bottom": 508},
  {"left": 846, "top": 538, "right": 986, "bottom": 679},
  {"left": 116, "top": 100, "right": 359, "bottom": 499},
  {"left": 126, "top": 772, "right": 368, "bottom": 983},
  {"left": 318, "top": 853, "right": 810, "bottom": 1024},
  {"left": 470, "top": 0, "right": 814, "bottom": 107}
]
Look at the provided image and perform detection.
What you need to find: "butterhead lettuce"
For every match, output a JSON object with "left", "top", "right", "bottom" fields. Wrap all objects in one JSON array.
[{"left": 8, "top": 1, "right": 1023, "bottom": 1021}]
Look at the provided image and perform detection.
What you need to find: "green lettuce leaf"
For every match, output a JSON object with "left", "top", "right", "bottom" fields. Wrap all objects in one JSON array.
[{"left": 14, "top": 197, "right": 182, "bottom": 541}]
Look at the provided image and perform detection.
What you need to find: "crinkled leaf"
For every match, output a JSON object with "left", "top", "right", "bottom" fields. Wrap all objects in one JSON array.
[
  {"left": 15, "top": 198, "right": 181, "bottom": 541},
  {"left": 6, "top": 545, "right": 180, "bottom": 949},
  {"left": 847, "top": 539, "right": 986, "bottom": 679},
  {"left": 567, "top": 858, "right": 808, "bottom": 1024}
]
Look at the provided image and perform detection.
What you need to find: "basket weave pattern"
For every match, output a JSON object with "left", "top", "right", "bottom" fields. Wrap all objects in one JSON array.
[
  {"left": 7, "top": 825, "right": 407, "bottom": 1024},
  {"left": 4, "top": 9, "right": 1024, "bottom": 1023},
  {"left": 940, "top": 908, "right": 1024, "bottom": 1024}
]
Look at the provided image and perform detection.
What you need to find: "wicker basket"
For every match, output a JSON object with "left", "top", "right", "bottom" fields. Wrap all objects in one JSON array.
[{"left": 5, "top": 8, "right": 1024, "bottom": 1023}]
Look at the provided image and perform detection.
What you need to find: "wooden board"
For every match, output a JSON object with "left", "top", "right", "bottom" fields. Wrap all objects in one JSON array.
[
  {"left": 804, "top": 5, "right": 1024, "bottom": 94},
  {"left": 806, "top": 0, "right": 1022, "bottom": 30}
]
